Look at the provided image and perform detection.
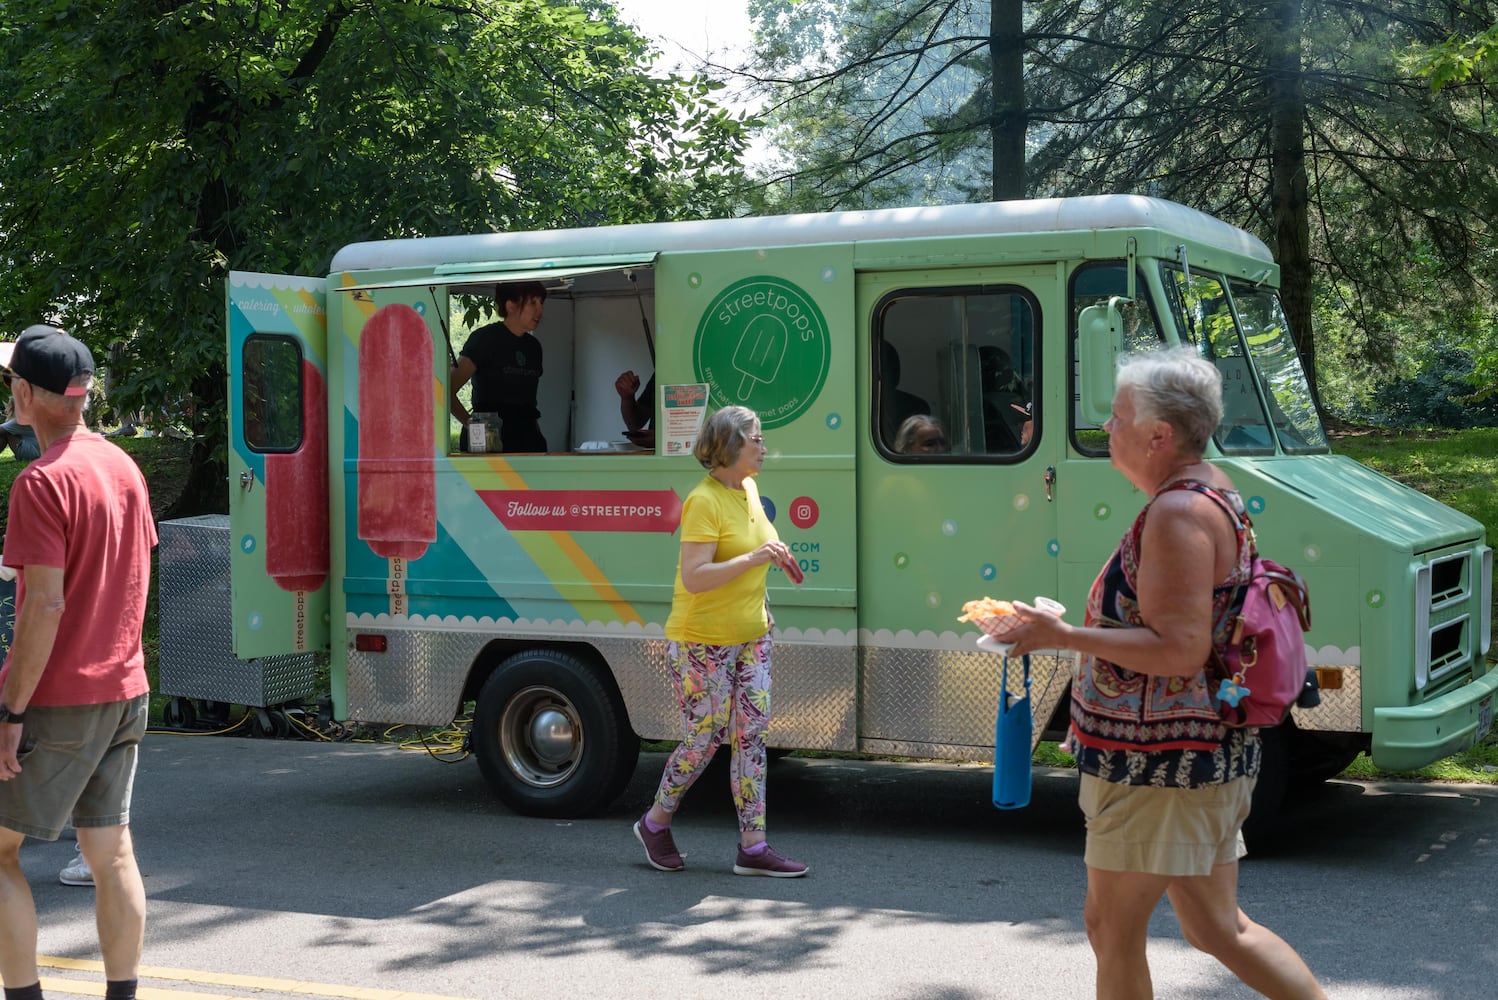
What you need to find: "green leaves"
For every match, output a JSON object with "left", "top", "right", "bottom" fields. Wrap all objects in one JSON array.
[{"left": 0, "top": 0, "right": 749, "bottom": 513}]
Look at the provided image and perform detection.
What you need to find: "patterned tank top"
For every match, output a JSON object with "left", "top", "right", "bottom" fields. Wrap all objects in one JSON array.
[{"left": 1070, "top": 479, "right": 1261, "bottom": 788}]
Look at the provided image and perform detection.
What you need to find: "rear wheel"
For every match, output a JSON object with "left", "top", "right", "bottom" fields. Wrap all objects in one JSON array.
[{"left": 473, "top": 649, "right": 639, "bottom": 817}]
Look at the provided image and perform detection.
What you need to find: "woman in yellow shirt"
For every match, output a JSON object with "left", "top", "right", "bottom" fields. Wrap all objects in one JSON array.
[{"left": 632, "top": 405, "right": 808, "bottom": 877}]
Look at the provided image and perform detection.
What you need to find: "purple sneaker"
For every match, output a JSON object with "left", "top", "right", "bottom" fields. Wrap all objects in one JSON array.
[
  {"left": 733, "top": 844, "right": 808, "bottom": 878},
  {"left": 633, "top": 816, "right": 684, "bottom": 872}
]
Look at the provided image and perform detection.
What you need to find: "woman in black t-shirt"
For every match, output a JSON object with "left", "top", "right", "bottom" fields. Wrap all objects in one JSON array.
[{"left": 449, "top": 281, "right": 548, "bottom": 453}]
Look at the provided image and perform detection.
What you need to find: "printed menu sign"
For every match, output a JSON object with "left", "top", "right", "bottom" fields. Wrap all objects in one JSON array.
[{"left": 662, "top": 383, "right": 709, "bottom": 456}]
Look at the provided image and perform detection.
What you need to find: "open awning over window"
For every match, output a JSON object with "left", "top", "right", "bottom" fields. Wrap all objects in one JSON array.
[{"left": 335, "top": 253, "right": 657, "bottom": 293}]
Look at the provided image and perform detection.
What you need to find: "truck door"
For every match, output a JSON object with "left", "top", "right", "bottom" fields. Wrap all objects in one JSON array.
[
  {"left": 855, "top": 266, "right": 1061, "bottom": 749},
  {"left": 226, "top": 271, "right": 331, "bottom": 657}
]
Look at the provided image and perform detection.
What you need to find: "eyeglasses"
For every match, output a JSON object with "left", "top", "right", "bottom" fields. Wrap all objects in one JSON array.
[{"left": 747, "top": 434, "right": 765, "bottom": 445}]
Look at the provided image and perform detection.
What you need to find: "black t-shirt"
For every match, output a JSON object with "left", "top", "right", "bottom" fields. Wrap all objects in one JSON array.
[{"left": 460, "top": 322, "right": 543, "bottom": 419}]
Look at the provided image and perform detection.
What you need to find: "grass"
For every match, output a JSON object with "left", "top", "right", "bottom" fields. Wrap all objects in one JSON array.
[{"left": 4, "top": 423, "right": 1494, "bottom": 776}]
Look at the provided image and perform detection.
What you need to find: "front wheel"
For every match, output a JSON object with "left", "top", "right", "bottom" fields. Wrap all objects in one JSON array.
[
  {"left": 473, "top": 649, "right": 639, "bottom": 817},
  {"left": 1243, "top": 725, "right": 1288, "bottom": 852}
]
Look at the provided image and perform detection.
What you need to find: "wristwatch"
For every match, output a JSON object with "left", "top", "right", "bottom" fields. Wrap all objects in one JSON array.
[{"left": 0, "top": 705, "right": 24, "bottom": 725}]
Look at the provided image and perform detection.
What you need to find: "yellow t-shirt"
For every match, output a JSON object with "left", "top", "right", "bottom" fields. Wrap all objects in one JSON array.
[{"left": 664, "top": 474, "right": 779, "bottom": 645}]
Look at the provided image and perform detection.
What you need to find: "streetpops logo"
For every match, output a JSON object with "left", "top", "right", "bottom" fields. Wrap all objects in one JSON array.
[{"left": 693, "top": 276, "right": 831, "bottom": 430}]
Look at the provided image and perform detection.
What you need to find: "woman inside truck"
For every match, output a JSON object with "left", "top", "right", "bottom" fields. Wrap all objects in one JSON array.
[
  {"left": 1003, "top": 349, "right": 1325, "bottom": 1000},
  {"left": 448, "top": 281, "right": 548, "bottom": 453}
]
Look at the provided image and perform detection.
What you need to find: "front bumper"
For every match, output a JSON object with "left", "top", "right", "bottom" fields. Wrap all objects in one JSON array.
[{"left": 1372, "top": 664, "right": 1498, "bottom": 771}]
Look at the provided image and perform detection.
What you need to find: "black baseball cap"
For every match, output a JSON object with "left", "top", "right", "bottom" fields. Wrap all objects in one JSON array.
[{"left": 1, "top": 324, "right": 94, "bottom": 397}]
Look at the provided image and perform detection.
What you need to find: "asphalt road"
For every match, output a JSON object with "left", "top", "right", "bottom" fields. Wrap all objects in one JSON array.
[{"left": 14, "top": 732, "right": 1498, "bottom": 999}]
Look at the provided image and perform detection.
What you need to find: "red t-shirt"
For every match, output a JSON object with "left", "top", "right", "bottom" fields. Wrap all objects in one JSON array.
[{"left": 1, "top": 432, "right": 157, "bottom": 705}]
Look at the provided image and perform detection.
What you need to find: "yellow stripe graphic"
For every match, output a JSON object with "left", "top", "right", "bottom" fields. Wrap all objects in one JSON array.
[{"left": 466, "top": 455, "right": 643, "bottom": 625}]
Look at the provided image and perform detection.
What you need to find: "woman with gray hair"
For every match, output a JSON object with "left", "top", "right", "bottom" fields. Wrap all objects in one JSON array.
[
  {"left": 1005, "top": 348, "right": 1324, "bottom": 998},
  {"left": 632, "top": 405, "right": 808, "bottom": 877}
]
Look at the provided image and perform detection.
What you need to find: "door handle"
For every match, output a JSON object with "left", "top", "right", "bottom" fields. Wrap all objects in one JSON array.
[
  {"left": 1044, "top": 466, "right": 1055, "bottom": 502},
  {"left": 239, "top": 469, "right": 256, "bottom": 493}
]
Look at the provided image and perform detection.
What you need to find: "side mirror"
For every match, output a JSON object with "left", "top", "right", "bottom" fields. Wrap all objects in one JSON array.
[{"left": 1078, "top": 296, "right": 1129, "bottom": 425}]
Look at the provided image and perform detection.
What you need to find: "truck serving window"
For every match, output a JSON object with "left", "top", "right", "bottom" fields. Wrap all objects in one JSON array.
[
  {"left": 874, "top": 286, "right": 1038, "bottom": 460},
  {"left": 241, "top": 334, "right": 304, "bottom": 453}
]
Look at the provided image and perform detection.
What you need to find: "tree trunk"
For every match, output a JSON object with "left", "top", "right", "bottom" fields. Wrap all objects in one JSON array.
[
  {"left": 990, "top": 0, "right": 1026, "bottom": 200},
  {"left": 162, "top": 360, "right": 229, "bottom": 519},
  {"left": 1268, "top": 0, "right": 1322, "bottom": 413}
]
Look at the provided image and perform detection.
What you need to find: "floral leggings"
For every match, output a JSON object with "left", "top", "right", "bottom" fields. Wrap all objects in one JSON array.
[{"left": 652, "top": 633, "right": 773, "bottom": 832}]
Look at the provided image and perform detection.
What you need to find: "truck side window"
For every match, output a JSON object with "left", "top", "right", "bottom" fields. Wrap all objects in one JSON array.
[
  {"left": 875, "top": 287, "right": 1038, "bottom": 459},
  {"left": 242, "top": 335, "right": 303, "bottom": 453}
]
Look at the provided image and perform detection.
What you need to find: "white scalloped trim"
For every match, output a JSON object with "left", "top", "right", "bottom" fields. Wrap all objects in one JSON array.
[
  {"left": 1308, "top": 644, "right": 1359, "bottom": 666},
  {"left": 343, "top": 613, "right": 1361, "bottom": 664}
]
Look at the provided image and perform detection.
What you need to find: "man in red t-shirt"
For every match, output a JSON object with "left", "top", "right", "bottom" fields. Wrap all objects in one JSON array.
[{"left": 0, "top": 324, "right": 156, "bottom": 1000}]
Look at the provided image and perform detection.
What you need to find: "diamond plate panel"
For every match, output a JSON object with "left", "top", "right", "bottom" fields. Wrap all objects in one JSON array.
[
  {"left": 860, "top": 644, "right": 1071, "bottom": 753},
  {"left": 158, "top": 516, "right": 317, "bottom": 707},
  {"left": 346, "top": 629, "right": 476, "bottom": 726},
  {"left": 1291, "top": 665, "right": 1362, "bottom": 732},
  {"left": 347, "top": 628, "right": 857, "bottom": 748}
]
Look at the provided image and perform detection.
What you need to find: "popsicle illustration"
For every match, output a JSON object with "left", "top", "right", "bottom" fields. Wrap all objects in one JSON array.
[
  {"left": 733, "top": 314, "right": 788, "bottom": 399},
  {"left": 264, "top": 359, "right": 329, "bottom": 650},
  {"left": 357, "top": 303, "right": 436, "bottom": 615}
]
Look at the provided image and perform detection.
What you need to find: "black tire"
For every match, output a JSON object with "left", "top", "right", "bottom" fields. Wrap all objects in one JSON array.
[
  {"left": 163, "top": 697, "right": 197, "bottom": 729},
  {"left": 252, "top": 708, "right": 278, "bottom": 738},
  {"left": 1285, "top": 725, "right": 1363, "bottom": 791},
  {"left": 473, "top": 648, "right": 639, "bottom": 818},
  {"left": 1243, "top": 724, "right": 1289, "bottom": 852}
]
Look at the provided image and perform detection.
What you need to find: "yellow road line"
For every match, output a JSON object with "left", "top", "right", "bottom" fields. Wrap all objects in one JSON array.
[
  {"left": 40, "top": 976, "right": 231, "bottom": 1000},
  {"left": 35, "top": 956, "right": 479, "bottom": 1000}
]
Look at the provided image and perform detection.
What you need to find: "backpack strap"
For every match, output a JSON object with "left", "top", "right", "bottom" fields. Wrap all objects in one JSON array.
[{"left": 1151, "top": 479, "right": 1256, "bottom": 662}]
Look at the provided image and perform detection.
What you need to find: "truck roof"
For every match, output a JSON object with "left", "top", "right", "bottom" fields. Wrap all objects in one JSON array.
[{"left": 329, "top": 195, "right": 1273, "bottom": 273}]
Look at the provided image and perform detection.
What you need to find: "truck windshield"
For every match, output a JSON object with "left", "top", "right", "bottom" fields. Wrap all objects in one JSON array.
[{"left": 1162, "top": 265, "right": 1328, "bottom": 455}]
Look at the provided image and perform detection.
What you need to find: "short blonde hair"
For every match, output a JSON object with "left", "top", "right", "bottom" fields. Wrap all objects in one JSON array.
[
  {"left": 694, "top": 405, "right": 760, "bottom": 470},
  {"left": 1115, "top": 347, "right": 1222, "bottom": 455}
]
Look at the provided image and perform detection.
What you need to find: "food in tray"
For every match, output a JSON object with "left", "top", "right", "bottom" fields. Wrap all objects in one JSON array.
[
  {"left": 957, "top": 596, "right": 1016, "bottom": 623},
  {"left": 957, "top": 596, "right": 1024, "bottom": 640}
]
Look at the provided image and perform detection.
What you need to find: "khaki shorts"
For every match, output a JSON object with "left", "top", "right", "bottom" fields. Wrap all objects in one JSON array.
[
  {"left": 1079, "top": 772, "right": 1254, "bottom": 877},
  {"left": 0, "top": 695, "right": 148, "bottom": 840}
]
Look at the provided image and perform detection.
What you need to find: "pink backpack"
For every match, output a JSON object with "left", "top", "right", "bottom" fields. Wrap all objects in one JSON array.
[{"left": 1212, "top": 546, "right": 1315, "bottom": 728}]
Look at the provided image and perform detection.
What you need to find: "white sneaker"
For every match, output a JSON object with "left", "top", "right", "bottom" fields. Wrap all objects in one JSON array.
[{"left": 59, "top": 849, "right": 94, "bottom": 887}]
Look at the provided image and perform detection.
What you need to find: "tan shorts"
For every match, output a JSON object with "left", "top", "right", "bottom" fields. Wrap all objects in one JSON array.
[
  {"left": 1079, "top": 772, "right": 1254, "bottom": 877},
  {"left": 0, "top": 695, "right": 148, "bottom": 840}
]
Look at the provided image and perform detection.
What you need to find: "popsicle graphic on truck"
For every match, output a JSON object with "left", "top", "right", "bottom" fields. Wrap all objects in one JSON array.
[
  {"left": 733, "top": 314, "right": 788, "bottom": 399},
  {"left": 263, "top": 359, "right": 329, "bottom": 650},
  {"left": 695, "top": 275, "right": 832, "bottom": 429},
  {"left": 356, "top": 303, "right": 437, "bottom": 615}
]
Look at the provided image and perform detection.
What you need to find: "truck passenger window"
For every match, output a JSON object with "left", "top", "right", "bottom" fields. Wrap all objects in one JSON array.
[
  {"left": 242, "top": 335, "right": 303, "bottom": 453},
  {"left": 874, "top": 287, "right": 1038, "bottom": 459}
]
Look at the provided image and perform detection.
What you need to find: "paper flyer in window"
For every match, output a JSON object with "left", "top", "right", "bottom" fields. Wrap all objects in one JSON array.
[{"left": 661, "top": 383, "right": 709, "bottom": 456}]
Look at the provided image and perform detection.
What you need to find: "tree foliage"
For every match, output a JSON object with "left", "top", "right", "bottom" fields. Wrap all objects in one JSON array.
[
  {"left": 0, "top": 0, "right": 750, "bottom": 514},
  {"left": 744, "top": 1, "right": 1498, "bottom": 423}
]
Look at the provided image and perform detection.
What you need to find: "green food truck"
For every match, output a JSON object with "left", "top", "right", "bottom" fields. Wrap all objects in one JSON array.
[{"left": 221, "top": 194, "right": 1494, "bottom": 824}]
